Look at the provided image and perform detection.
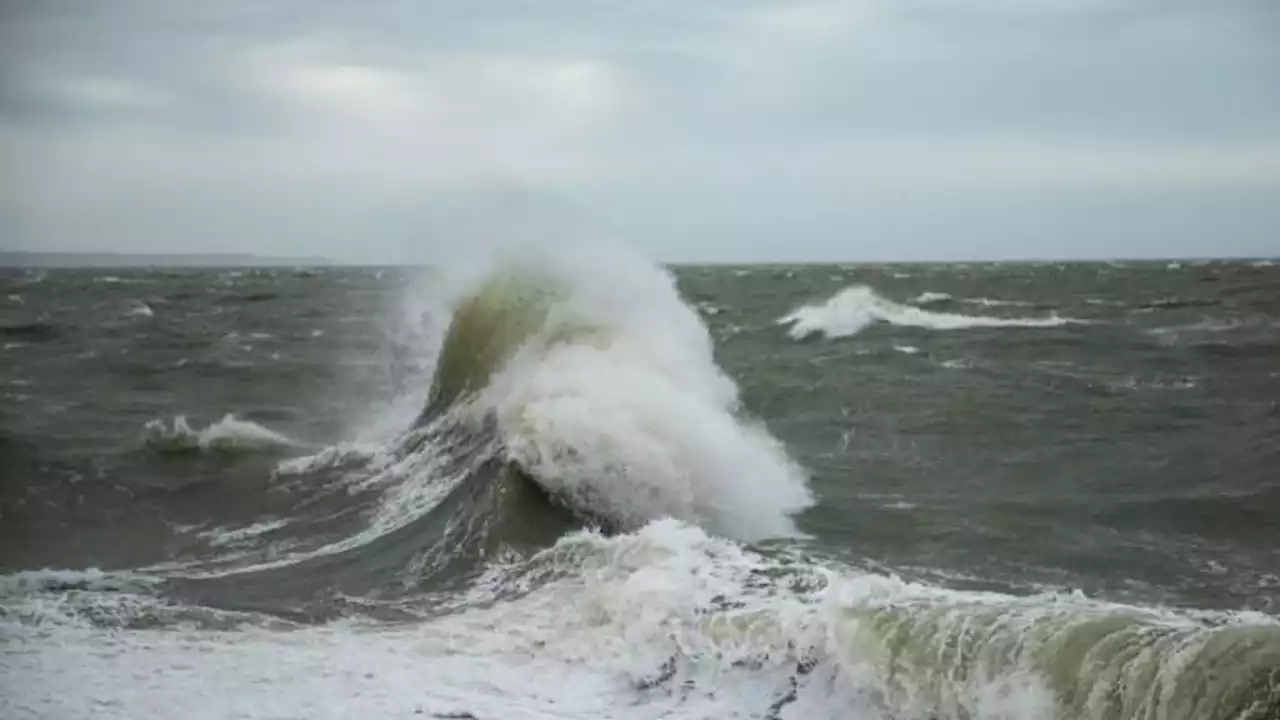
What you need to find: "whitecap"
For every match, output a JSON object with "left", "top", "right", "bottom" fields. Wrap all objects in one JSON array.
[
  {"left": 141, "top": 415, "right": 309, "bottom": 455},
  {"left": 778, "top": 285, "right": 1080, "bottom": 340}
]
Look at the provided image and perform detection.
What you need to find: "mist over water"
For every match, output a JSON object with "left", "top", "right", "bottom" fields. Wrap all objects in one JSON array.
[{"left": 2, "top": 252, "right": 1279, "bottom": 719}]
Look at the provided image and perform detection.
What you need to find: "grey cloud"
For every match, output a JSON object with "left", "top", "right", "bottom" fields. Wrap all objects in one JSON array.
[
  {"left": 651, "top": 2, "right": 1280, "bottom": 145},
  {"left": 1, "top": 0, "right": 1277, "bottom": 262}
]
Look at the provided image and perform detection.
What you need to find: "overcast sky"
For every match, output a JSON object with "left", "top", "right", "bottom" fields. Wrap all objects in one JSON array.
[{"left": 2, "top": 0, "right": 1277, "bottom": 263}]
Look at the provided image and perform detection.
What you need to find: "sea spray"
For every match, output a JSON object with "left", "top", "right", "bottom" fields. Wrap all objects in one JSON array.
[{"left": 422, "top": 243, "right": 815, "bottom": 540}]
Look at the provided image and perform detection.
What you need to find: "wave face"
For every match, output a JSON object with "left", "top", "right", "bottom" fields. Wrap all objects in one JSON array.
[
  {"left": 832, "top": 583, "right": 1280, "bottom": 720},
  {"left": 780, "top": 284, "right": 1077, "bottom": 339}
]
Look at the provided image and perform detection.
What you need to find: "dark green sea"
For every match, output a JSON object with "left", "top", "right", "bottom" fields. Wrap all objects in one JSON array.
[{"left": 2, "top": 255, "right": 1278, "bottom": 719}]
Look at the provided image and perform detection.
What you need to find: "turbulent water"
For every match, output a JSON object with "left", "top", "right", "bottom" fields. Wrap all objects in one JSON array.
[{"left": 2, "top": 248, "right": 1279, "bottom": 719}]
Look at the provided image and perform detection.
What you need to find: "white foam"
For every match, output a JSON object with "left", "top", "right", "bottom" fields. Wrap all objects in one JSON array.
[
  {"left": 779, "top": 285, "right": 1079, "bottom": 340},
  {"left": 14, "top": 521, "right": 1273, "bottom": 720},
  {"left": 460, "top": 243, "right": 813, "bottom": 541},
  {"left": 141, "top": 414, "right": 309, "bottom": 454},
  {"left": 1113, "top": 376, "right": 1198, "bottom": 391},
  {"left": 197, "top": 519, "right": 292, "bottom": 549},
  {"left": 271, "top": 441, "right": 382, "bottom": 478},
  {"left": 0, "top": 568, "right": 156, "bottom": 596},
  {"left": 0, "top": 568, "right": 172, "bottom": 629},
  {"left": 171, "top": 425, "right": 488, "bottom": 579},
  {"left": 961, "top": 297, "right": 1035, "bottom": 308},
  {"left": 127, "top": 301, "right": 154, "bottom": 318},
  {"left": 0, "top": 522, "right": 853, "bottom": 719},
  {"left": 912, "top": 291, "right": 1038, "bottom": 309},
  {"left": 1151, "top": 319, "right": 1242, "bottom": 336}
]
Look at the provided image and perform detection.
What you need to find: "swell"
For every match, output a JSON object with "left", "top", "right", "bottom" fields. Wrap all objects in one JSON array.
[
  {"left": 779, "top": 284, "right": 1082, "bottom": 340},
  {"left": 0, "top": 318, "right": 57, "bottom": 342}
]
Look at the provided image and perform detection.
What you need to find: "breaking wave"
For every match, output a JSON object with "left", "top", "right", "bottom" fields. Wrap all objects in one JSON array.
[
  {"left": 416, "top": 244, "right": 815, "bottom": 541},
  {"left": 780, "top": 285, "right": 1080, "bottom": 339},
  {"left": 8, "top": 521, "right": 1280, "bottom": 719}
]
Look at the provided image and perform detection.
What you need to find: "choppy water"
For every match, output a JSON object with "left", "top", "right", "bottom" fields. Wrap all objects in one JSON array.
[{"left": 2, "top": 249, "right": 1278, "bottom": 719}]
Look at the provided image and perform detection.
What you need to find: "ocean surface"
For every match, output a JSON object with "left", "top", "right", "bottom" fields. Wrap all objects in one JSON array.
[{"left": 2, "top": 248, "right": 1278, "bottom": 719}]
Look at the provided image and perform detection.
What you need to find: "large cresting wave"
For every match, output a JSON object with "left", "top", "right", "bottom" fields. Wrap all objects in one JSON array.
[
  {"left": 124, "top": 244, "right": 814, "bottom": 603},
  {"left": 417, "top": 243, "right": 815, "bottom": 541}
]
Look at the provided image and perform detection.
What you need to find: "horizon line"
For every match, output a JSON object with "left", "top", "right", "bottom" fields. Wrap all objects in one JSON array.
[{"left": 1, "top": 249, "right": 1276, "bottom": 268}]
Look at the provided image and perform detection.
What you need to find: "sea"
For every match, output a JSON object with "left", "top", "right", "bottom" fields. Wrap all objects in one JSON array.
[{"left": 2, "top": 245, "right": 1278, "bottom": 719}]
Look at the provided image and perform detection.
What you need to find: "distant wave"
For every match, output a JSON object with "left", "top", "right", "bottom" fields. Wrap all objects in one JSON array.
[
  {"left": 779, "top": 285, "right": 1080, "bottom": 339},
  {"left": 0, "top": 318, "right": 57, "bottom": 342},
  {"left": 127, "top": 301, "right": 155, "bottom": 318},
  {"left": 911, "top": 291, "right": 1037, "bottom": 308},
  {"left": 142, "top": 415, "right": 310, "bottom": 455},
  {"left": 961, "top": 297, "right": 1037, "bottom": 308},
  {"left": 1140, "top": 296, "right": 1219, "bottom": 311}
]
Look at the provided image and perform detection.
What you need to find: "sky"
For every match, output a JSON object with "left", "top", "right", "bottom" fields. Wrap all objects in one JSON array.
[{"left": 1, "top": 0, "right": 1278, "bottom": 263}]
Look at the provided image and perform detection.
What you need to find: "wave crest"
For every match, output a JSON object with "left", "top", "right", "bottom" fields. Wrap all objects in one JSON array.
[
  {"left": 421, "top": 245, "right": 814, "bottom": 541},
  {"left": 780, "top": 285, "right": 1079, "bottom": 339},
  {"left": 142, "top": 415, "right": 307, "bottom": 455}
]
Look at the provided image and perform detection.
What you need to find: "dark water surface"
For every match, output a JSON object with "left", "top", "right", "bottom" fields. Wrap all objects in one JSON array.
[
  {"left": 2, "top": 260, "right": 1279, "bottom": 719},
  {"left": 2, "top": 262, "right": 1278, "bottom": 609}
]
